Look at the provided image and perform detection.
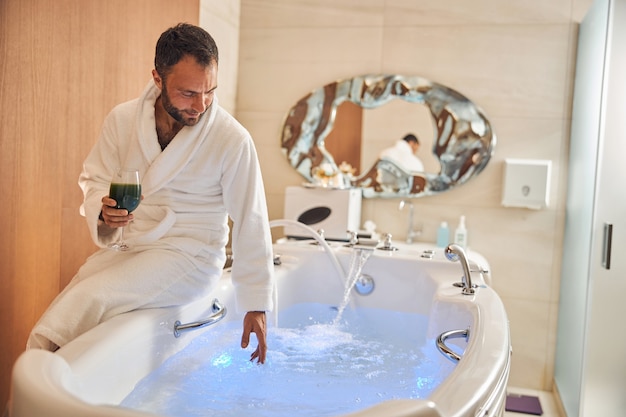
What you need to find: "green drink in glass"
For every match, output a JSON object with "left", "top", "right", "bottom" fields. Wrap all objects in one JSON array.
[{"left": 107, "top": 169, "right": 141, "bottom": 251}]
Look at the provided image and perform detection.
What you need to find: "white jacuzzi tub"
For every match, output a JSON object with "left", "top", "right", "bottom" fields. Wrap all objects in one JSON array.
[{"left": 9, "top": 238, "right": 510, "bottom": 417}]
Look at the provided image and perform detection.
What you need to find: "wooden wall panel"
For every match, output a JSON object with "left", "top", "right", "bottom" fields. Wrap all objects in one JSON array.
[{"left": 0, "top": 0, "right": 199, "bottom": 408}]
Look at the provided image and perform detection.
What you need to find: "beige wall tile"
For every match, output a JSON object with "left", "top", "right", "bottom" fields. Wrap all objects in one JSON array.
[
  {"left": 385, "top": 0, "right": 577, "bottom": 25},
  {"left": 505, "top": 297, "right": 554, "bottom": 388},
  {"left": 544, "top": 301, "right": 561, "bottom": 391},
  {"left": 201, "top": 0, "right": 241, "bottom": 114},
  {"left": 381, "top": 24, "right": 574, "bottom": 119},
  {"left": 237, "top": 27, "right": 385, "bottom": 111},
  {"left": 241, "top": 0, "right": 385, "bottom": 28},
  {"left": 572, "top": 0, "right": 595, "bottom": 21}
]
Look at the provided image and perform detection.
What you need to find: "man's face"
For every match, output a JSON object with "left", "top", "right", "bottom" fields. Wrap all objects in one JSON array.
[
  {"left": 153, "top": 55, "right": 218, "bottom": 126},
  {"left": 409, "top": 141, "right": 420, "bottom": 154}
]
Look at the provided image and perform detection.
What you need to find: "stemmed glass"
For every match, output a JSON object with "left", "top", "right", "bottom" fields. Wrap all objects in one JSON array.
[{"left": 107, "top": 169, "right": 141, "bottom": 251}]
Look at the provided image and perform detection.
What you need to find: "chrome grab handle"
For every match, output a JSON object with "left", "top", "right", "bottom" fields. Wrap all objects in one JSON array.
[
  {"left": 436, "top": 328, "right": 470, "bottom": 362},
  {"left": 174, "top": 299, "right": 227, "bottom": 338}
]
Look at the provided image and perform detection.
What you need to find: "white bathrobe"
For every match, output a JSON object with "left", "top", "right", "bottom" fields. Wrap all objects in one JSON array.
[
  {"left": 379, "top": 140, "right": 424, "bottom": 173},
  {"left": 28, "top": 82, "right": 275, "bottom": 351}
]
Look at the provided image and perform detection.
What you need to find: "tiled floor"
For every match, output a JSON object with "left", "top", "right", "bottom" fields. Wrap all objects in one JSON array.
[{"left": 504, "top": 387, "right": 563, "bottom": 417}]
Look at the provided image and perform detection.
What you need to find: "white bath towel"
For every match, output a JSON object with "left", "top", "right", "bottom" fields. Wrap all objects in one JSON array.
[{"left": 28, "top": 81, "right": 274, "bottom": 350}]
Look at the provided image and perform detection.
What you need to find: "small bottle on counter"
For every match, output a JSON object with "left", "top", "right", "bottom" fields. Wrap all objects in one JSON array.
[
  {"left": 436, "top": 221, "right": 449, "bottom": 247},
  {"left": 454, "top": 215, "right": 468, "bottom": 250}
]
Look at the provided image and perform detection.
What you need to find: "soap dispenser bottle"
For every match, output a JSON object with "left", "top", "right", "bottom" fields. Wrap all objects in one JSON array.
[
  {"left": 436, "top": 221, "right": 449, "bottom": 247},
  {"left": 454, "top": 215, "right": 468, "bottom": 250}
]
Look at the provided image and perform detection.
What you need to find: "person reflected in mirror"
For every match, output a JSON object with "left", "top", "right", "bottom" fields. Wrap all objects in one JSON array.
[
  {"left": 379, "top": 133, "right": 425, "bottom": 172},
  {"left": 26, "top": 23, "right": 273, "bottom": 364}
]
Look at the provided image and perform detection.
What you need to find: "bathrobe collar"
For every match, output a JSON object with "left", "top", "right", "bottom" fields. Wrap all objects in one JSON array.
[{"left": 124, "top": 81, "right": 219, "bottom": 199}]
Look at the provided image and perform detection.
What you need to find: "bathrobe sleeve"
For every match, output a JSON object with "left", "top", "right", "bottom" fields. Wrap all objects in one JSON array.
[
  {"left": 220, "top": 128, "right": 275, "bottom": 313},
  {"left": 78, "top": 102, "right": 136, "bottom": 248}
]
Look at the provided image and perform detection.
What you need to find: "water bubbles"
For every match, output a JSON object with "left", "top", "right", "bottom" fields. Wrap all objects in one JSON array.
[
  {"left": 211, "top": 353, "right": 232, "bottom": 368},
  {"left": 121, "top": 303, "right": 451, "bottom": 417}
]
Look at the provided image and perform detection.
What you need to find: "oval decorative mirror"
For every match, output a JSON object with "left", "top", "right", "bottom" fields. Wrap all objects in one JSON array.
[{"left": 280, "top": 74, "right": 496, "bottom": 198}]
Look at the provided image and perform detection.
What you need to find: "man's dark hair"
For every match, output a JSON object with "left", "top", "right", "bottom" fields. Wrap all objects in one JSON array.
[
  {"left": 154, "top": 23, "right": 218, "bottom": 78},
  {"left": 402, "top": 133, "right": 419, "bottom": 145}
]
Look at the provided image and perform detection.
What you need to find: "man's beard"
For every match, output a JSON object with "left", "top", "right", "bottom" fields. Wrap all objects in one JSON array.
[{"left": 161, "top": 82, "right": 203, "bottom": 126}]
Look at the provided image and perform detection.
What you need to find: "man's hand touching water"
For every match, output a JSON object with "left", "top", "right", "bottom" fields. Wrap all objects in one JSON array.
[{"left": 241, "top": 311, "right": 267, "bottom": 364}]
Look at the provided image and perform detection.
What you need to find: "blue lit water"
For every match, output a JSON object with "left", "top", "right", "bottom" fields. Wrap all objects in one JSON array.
[{"left": 120, "top": 303, "right": 455, "bottom": 417}]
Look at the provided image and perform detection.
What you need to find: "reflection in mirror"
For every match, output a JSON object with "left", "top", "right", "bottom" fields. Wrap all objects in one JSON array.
[
  {"left": 362, "top": 100, "right": 440, "bottom": 175},
  {"left": 280, "top": 74, "right": 496, "bottom": 198}
]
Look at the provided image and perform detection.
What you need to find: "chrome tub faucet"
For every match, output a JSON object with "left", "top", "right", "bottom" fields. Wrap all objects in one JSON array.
[
  {"left": 445, "top": 243, "right": 476, "bottom": 295},
  {"left": 399, "top": 199, "right": 421, "bottom": 243}
]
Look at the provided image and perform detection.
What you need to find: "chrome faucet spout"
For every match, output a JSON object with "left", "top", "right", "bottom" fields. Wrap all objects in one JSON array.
[
  {"left": 270, "top": 219, "right": 346, "bottom": 284},
  {"left": 445, "top": 243, "right": 475, "bottom": 295}
]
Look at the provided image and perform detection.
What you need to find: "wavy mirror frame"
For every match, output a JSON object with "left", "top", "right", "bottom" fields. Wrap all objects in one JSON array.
[{"left": 280, "top": 74, "right": 496, "bottom": 198}]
